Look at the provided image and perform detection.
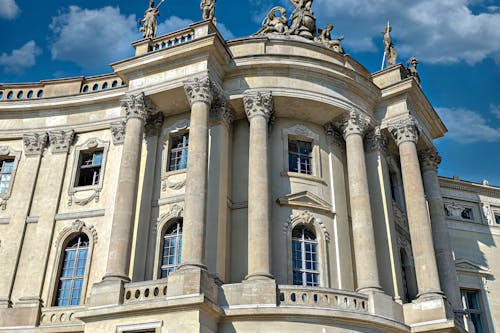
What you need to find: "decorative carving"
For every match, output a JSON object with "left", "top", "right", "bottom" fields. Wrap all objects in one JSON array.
[
  {"left": 23, "top": 133, "right": 47, "bottom": 156},
  {"left": 200, "top": 0, "right": 216, "bottom": 21},
  {"left": 388, "top": 116, "right": 421, "bottom": 146},
  {"left": 243, "top": 91, "right": 273, "bottom": 121},
  {"left": 145, "top": 112, "right": 164, "bottom": 137},
  {"left": 0, "top": 199, "right": 6, "bottom": 210},
  {"left": 211, "top": 91, "right": 234, "bottom": 126},
  {"left": 110, "top": 121, "right": 126, "bottom": 145},
  {"left": 139, "top": 0, "right": 163, "bottom": 39},
  {"left": 316, "top": 24, "right": 345, "bottom": 54},
  {"left": 72, "top": 220, "right": 85, "bottom": 233},
  {"left": 336, "top": 110, "right": 370, "bottom": 139},
  {"left": 365, "top": 127, "right": 387, "bottom": 153},
  {"left": 121, "top": 92, "right": 157, "bottom": 122},
  {"left": 284, "top": 210, "right": 330, "bottom": 242},
  {"left": 481, "top": 203, "right": 494, "bottom": 225},
  {"left": 324, "top": 123, "right": 345, "bottom": 152},
  {"left": 165, "top": 176, "right": 186, "bottom": 191},
  {"left": 0, "top": 146, "right": 10, "bottom": 156},
  {"left": 55, "top": 220, "right": 98, "bottom": 248},
  {"left": 48, "top": 130, "right": 74, "bottom": 154},
  {"left": 444, "top": 201, "right": 474, "bottom": 221},
  {"left": 420, "top": 148, "right": 442, "bottom": 172},
  {"left": 406, "top": 56, "right": 420, "bottom": 83},
  {"left": 256, "top": 7, "right": 289, "bottom": 35},
  {"left": 184, "top": 75, "right": 214, "bottom": 106},
  {"left": 382, "top": 22, "right": 398, "bottom": 68},
  {"left": 288, "top": 0, "right": 316, "bottom": 40},
  {"left": 277, "top": 191, "right": 332, "bottom": 213},
  {"left": 68, "top": 189, "right": 101, "bottom": 206},
  {"left": 156, "top": 204, "right": 184, "bottom": 231}
]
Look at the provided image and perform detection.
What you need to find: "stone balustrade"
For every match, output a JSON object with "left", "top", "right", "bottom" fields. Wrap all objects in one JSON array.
[
  {"left": 151, "top": 28, "right": 195, "bottom": 52},
  {"left": 278, "top": 286, "right": 369, "bottom": 313},
  {"left": 123, "top": 279, "right": 168, "bottom": 304},
  {"left": 39, "top": 306, "right": 84, "bottom": 326}
]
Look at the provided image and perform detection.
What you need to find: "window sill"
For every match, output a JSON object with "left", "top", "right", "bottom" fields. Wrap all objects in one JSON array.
[
  {"left": 163, "top": 169, "right": 187, "bottom": 178},
  {"left": 281, "top": 172, "right": 326, "bottom": 185},
  {"left": 71, "top": 184, "right": 101, "bottom": 193}
]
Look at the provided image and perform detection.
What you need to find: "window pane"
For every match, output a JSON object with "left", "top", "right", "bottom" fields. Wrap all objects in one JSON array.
[
  {"left": 160, "top": 220, "right": 183, "bottom": 278},
  {"left": 291, "top": 226, "right": 319, "bottom": 286},
  {"left": 56, "top": 235, "right": 88, "bottom": 306},
  {"left": 93, "top": 152, "right": 103, "bottom": 165},
  {"left": 169, "top": 134, "right": 189, "bottom": 171}
]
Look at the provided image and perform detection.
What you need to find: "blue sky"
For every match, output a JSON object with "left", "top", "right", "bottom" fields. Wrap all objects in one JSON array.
[{"left": 1, "top": 0, "right": 499, "bottom": 185}]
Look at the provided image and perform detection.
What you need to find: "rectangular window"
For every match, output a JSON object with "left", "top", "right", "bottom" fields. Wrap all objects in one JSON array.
[
  {"left": 0, "top": 159, "right": 14, "bottom": 194},
  {"left": 288, "top": 139, "right": 312, "bottom": 175},
  {"left": 76, "top": 150, "right": 103, "bottom": 187},
  {"left": 461, "top": 290, "right": 485, "bottom": 333},
  {"left": 168, "top": 133, "right": 189, "bottom": 171},
  {"left": 495, "top": 214, "right": 500, "bottom": 225},
  {"left": 462, "top": 208, "right": 474, "bottom": 220}
]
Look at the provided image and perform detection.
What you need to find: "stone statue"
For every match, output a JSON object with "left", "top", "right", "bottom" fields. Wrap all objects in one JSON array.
[
  {"left": 139, "top": 0, "right": 162, "bottom": 39},
  {"left": 482, "top": 203, "right": 494, "bottom": 225},
  {"left": 316, "top": 24, "right": 345, "bottom": 54},
  {"left": 382, "top": 22, "right": 398, "bottom": 67},
  {"left": 256, "top": 7, "right": 289, "bottom": 35},
  {"left": 201, "top": 0, "right": 216, "bottom": 21},
  {"left": 288, "top": 0, "right": 317, "bottom": 39},
  {"left": 406, "top": 56, "right": 420, "bottom": 83}
]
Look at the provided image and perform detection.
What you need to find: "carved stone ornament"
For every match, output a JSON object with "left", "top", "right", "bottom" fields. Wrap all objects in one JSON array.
[
  {"left": 211, "top": 92, "right": 234, "bottom": 126},
  {"left": 315, "top": 24, "right": 345, "bottom": 54},
  {"left": 382, "top": 22, "right": 398, "bottom": 68},
  {"left": 68, "top": 189, "right": 101, "bottom": 206},
  {"left": 48, "top": 130, "right": 75, "bottom": 154},
  {"left": 388, "top": 116, "right": 421, "bottom": 146},
  {"left": 121, "top": 92, "right": 157, "bottom": 122},
  {"left": 184, "top": 75, "right": 214, "bottom": 106},
  {"left": 336, "top": 110, "right": 370, "bottom": 139},
  {"left": 420, "top": 148, "right": 442, "bottom": 172},
  {"left": 283, "top": 210, "right": 330, "bottom": 242},
  {"left": 156, "top": 204, "right": 184, "bottom": 231},
  {"left": 55, "top": 220, "right": 98, "bottom": 248},
  {"left": 243, "top": 91, "right": 273, "bottom": 121},
  {"left": 324, "top": 123, "right": 345, "bottom": 152},
  {"left": 365, "top": 127, "right": 387, "bottom": 153},
  {"left": 23, "top": 133, "right": 48, "bottom": 156},
  {"left": 481, "top": 203, "right": 494, "bottom": 225},
  {"left": 200, "top": 0, "right": 216, "bottom": 21},
  {"left": 110, "top": 121, "right": 126, "bottom": 145},
  {"left": 145, "top": 112, "right": 165, "bottom": 137}
]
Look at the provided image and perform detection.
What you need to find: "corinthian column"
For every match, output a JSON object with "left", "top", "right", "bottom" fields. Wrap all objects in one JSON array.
[
  {"left": 103, "top": 93, "right": 157, "bottom": 282},
  {"left": 337, "top": 111, "right": 382, "bottom": 294},
  {"left": 178, "top": 75, "right": 214, "bottom": 270},
  {"left": 243, "top": 91, "right": 274, "bottom": 280},
  {"left": 420, "top": 149, "right": 461, "bottom": 310},
  {"left": 389, "top": 117, "right": 442, "bottom": 300}
]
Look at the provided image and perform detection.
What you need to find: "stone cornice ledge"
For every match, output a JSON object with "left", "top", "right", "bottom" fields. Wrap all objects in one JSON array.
[{"left": 439, "top": 176, "right": 500, "bottom": 198}]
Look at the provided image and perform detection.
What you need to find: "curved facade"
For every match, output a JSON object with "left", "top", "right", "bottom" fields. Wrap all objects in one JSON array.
[{"left": 0, "top": 18, "right": 499, "bottom": 333}]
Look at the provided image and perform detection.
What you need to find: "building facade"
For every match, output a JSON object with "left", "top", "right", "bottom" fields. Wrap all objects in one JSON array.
[{"left": 0, "top": 8, "right": 499, "bottom": 333}]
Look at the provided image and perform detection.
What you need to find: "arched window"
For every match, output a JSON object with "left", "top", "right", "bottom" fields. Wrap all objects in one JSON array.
[
  {"left": 160, "top": 219, "right": 183, "bottom": 278},
  {"left": 292, "top": 225, "right": 319, "bottom": 286},
  {"left": 55, "top": 234, "right": 89, "bottom": 306}
]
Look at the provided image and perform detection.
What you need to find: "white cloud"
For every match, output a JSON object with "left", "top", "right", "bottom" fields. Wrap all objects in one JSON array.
[
  {"left": 49, "top": 6, "right": 137, "bottom": 69},
  {"left": 217, "top": 22, "right": 235, "bottom": 40},
  {"left": 437, "top": 107, "right": 500, "bottom": 143},
  {"left": 158, "top": 16, "right": 194, "bottom": 35},
  {"left": 302, "top": 0, "right": 500, "bottom": 65},
  {"left": 491, "top": 104, "right": 500, "bottom": 119},
  {"left": 0, "top": 0, "right": 20, "bottom": 19},
  {"left": 0, "top": 41, "right": 41, "bottom": 73}
]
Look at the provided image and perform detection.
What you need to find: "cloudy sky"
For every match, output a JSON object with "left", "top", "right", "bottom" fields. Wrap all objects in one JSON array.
[{"left": 1, "top": 0, "right": 499, "bottom": 185}]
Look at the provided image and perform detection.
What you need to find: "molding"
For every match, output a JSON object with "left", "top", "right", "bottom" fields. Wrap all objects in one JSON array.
[
  {"left": 439, "top": 177, "right": 500, "bottom": 199},
  {"left": 277, "top": 191, "right": 333, "bottom": 213},
  {"left": 0, "top": 146, "right": 22, "bottom": 210},
  {"left": 48, "top": 130, "right": 75, "bottom": 154},
  {"left": 455, "top": 259, "right": 493, "bottom": 277},
  {"left": 26, "top": 216, "right": 39, "bottom": 224},
  {"left": 155, "top": 195, "right": 184, "bottom": 207},
  {"left": 156, "top": 204, "right": 184, "bottom": 232},
  {"left": 116, "top": 321, "right": 163, "bottom": 332},
  {"left": 55, "top": 209, "right": 106, "bottom": 221},
  {"left": 54, "top": 220, "right": 98, "bottom": 248},
  {"left": 0, "top": 217, "right": 10, "bottom": 224},
  {"left": 284, "top": 210, "right": 330, "bottom": 242},
  {"left": 110, "top": 121, "right": 126, "bottom": 145}
]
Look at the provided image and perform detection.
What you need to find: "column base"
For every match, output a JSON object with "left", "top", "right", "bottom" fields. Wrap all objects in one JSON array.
[
  {"left": 244, "top": 272, "right": 274, "bottom": 281},
  {"left": 89, "top": 279, "right": 125, "bottom": 307},
  {"left": 368, "top": 292, "right": 404, "bottom": 322},
  {"left": 177, "top": 261, "right": 208, "bottom": 272},
  {"left": 356, "top": 286, "right": 384, "bottom": 294},
  {"left": 221, "top": 279, "right": 277, "bottom": 307},
  {"left": 166, "top": 267, "right": 218, "bottom": 304},
  {"left": 403, "top": 294, "right": 455, "bottom": 327}
]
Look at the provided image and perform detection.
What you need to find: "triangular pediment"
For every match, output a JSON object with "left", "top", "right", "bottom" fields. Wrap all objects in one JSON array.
[
  {"left": 277, "top": 191, "right": 332, "bottom": 213},
  {"left": 455, "top": 259, "right": 492, "bottom": 276}
]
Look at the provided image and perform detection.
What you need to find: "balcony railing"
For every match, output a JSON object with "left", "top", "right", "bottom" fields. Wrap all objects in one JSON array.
[
  {"left": 278, "top": 286, "right": 369, "bottom": 312},
  {"left": 39, "top": 306, "right": 84, "bottom": 326},
  {"left": 123, "top": 279, "right": 168, "bottom": 304},
  {"left": 151, "top": 29, "right": 195, "bottom": 52}
]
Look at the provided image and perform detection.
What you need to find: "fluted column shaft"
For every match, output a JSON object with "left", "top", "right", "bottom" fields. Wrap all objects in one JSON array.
[
  {"left": 389, "top": 117, "right": 442, "bottom": 299},
  {"left": 244, "top": 92, "right": 273, "bottom": 280},
  {"left": 421, "top": 150, "right": 462, "bottom": 309},
  {"left": 179, "top": 76, "right": 213, "bottom": 270},
  {"left": 105, "top": 93, "right": 155, "bottom": 281},
  {"left": 338, "top": 112, "right": 382, "bottom": 293}
]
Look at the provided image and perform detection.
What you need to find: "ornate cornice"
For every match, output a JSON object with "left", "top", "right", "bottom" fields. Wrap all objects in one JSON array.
[
  {"left": 48, "top": 130, "right": 75, "bottom": 154},
  {"left": 365, "top": 127, "right": 387, "bottom": 153},
  {"left": 420, "top": 148, "right": 442, "bottom": 172},
  {"left": 183, "top": 75, "right": 214, "bottom": 106},
  {"left": 121, "top": 92, "right": 157, "bottom": 122},
  {"left": 388, "top": 116, "right": 421, "bottom": 146},
  {"left": 336, "top": 110, "right": 369, "bottom": 139},
  {"left": 243, "top": 91, "right": 273, "bottom": 121},
  {"left": 110, "top": 121, "right": 126, "bottom": 145},
  {"left": 23, "top": 133, "right": 48, "bottom": 156},
  {"left": 145, "top": 112, "right": 164, "bottom": 137},
  {"left": 324, "top": 122, "right": 345, "bottom": 152}
]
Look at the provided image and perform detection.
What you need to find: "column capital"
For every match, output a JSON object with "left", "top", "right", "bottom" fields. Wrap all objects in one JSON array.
[
  {"left": 336, "top": 111, "right": 370, "bottom": 139},
  {"left": 211, "top": 92, "right": 234, "bottom": 126},
  {"left": 184, "top": 75, "right": 214, "bottom": 106},
  {"left": 121, "top": 92, "right": 157, "bottom": 122},
  {"left": 243, "top": 91, "right": 273, "bottom": 121},
  {"left": 145, "top": 112, "right": 164, "bottom": 138},
  {"left": 23, "top": 133, "right": 47, "bottom": 156},
  {"left": 365, "top": 127, "right": 388, "bottom": 153},
  {"left": 48, "top": 130, "right": 75, "bottom": 154},
  {"left": 420, "top": 148, "right": 442, "bottom": 172},
  {"left": 388, "top": 116, "right": 421, "bottom": 146},
  {"left": 324, "top": 122, "right": 345, "bottom": 152}
]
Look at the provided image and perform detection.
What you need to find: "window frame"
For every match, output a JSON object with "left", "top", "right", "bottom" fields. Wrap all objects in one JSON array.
[
  {"left": 444, "top": 200, "right": 479, "bottom": 223},
  {"left": 158, "top": 219, "right": 183, "bottom": 279},
  {"left": 292, "top": 225, "right": 320, "bottom": 287},
  {"left": 288, "top": 139, "right": 313, "bottom": 175},
  {"left": 0, "top": 146, "right": 21, "bottom": 208},
  {"left": 460, "top": 289, "right": 486, "bottom": 333},
  {"left": 167, "top": 132, "right": 189, "bottom": 172}
]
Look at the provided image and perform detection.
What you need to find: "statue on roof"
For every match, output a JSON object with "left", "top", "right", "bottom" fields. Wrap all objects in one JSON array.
[
  {"left": 382, "top": 22, "right": 398, "bottom": 67},
  {"left": 139, "top": 0, "right": 164, "bottom": 39},
  {"left": 288, "top": 0, "right": 317, "bottom": 39},
  {"left": 406, "top": 56, "right": 421, "bottom": 83},
  {"left": 201, "top": 0, "right": 216, "bottom": 21},
  {"left": 316, "top": 24, "right": 345, "bottom": 54},
  {"left": 256, "top": 7, "right": 289, "bottom": 35}
]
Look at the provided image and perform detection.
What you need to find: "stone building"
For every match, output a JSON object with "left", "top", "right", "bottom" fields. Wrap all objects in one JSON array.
[{"left": 0, "top": 7, "right": 499, "bottom": 333}]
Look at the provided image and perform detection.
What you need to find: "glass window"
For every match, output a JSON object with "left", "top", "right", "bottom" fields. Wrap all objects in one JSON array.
[
  {"left": 288, "top": 139, "right": 312, "bottom": 175},
  {"left": 168, "top": 133, "right": 189, "bottom": 171},
  {"left": 461, "top": 290, "right": 485, "bottom": 333},
  {"left": 76, "top": 150, "right": 103, "bottom": 187},
  {"left": 0, "top": 159, "right": 15, "bottom": 194},
  {"left": 495, "top": 214, "right": 500, "bottom": 225},
  {"left": 292, "top": 225, "right": 319, "bottom": 287},
  {"left": 160, "top": 219, "right": 183, "bottom": 278},
  {"left": 56, "top": 234, "right": 89, "bottom": 306}
]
